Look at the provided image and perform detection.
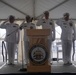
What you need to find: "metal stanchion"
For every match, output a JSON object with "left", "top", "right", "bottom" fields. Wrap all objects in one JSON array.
[
  {"left": 2, "top": 41, "right": 4, "bottom": 62},
  {"left": 3, "top": 42, "right": 7, "bottom": 63},
  {"left": 72, "top": 40, "right": 75, "bottom": 61},
  {"left": 2, "top": 41, "right": 7, "bottom": 63}
]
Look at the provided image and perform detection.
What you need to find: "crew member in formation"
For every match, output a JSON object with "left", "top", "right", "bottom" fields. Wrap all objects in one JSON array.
[
  {"left": 0, "top": 15, "right": 20, "bottom": 65},
  {"left": 36, "top": 11, "right": 55, "bottom": 64},
  {"left": 56, "top": 13, "right": 75, "bottom": 65},
  {"left": 20, "top": 15, "right": 36, "bottom": 66}
]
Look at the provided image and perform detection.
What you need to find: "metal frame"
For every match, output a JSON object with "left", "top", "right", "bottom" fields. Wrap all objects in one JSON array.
[
  {"left": 0, "top": 0, "right": 28, "bottom": 16},
  {"left": 33, "top": 0, "right": 36, "bottom": 19},
  {"left": 0, "top": 0, "right": 76, "bottom": 20},
  {"left": 0, "top": 18, "right": 76, "bottom": 21},
  {"left": 36, "top": 0, "right": 69, "bottom": 19},
  {"left": 0, "top": 0, "right": 70, "bottom": 20}
]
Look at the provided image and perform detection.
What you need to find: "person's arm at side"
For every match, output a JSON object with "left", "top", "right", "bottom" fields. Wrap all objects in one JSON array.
[{"left": 52, "top": 20, "right": 55, "bottom": 41}]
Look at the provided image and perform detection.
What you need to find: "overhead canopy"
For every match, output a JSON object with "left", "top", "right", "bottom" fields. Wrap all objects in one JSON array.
[{"left": 0, "top": 0, "right": 76, "bottom": 20}]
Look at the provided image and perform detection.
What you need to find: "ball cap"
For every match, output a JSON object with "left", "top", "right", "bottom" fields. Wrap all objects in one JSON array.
[
  {"left": 8, "top": 15, "right": 15, "bottom": 20},
  {"left": 44, "top": 11, "right": 49, "bottom": 15},
  {"left": 63, "top": 12, "right": 70, "bottom": 16}
]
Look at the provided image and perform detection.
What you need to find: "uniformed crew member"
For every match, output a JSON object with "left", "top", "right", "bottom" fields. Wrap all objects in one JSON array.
[
  {"left": 56, "top": 13, "right": 75, "bottom": 65},
  {"left": 0, "top": 15, "right": 20, "bottom": 65},
  {"left": 36, "top": 11, "right": 55, "bottom": 64},
  {"left": 20, "top": 15, "right": 36, "bottom": 65}
]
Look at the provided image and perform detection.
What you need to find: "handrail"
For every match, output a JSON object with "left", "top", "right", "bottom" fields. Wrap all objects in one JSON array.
[
  {"left": 72, "top": 40, "right": 75, "bottom": 61},
  {"left": 2, "top": 41, "right": 7, "bottom": 62},
  {"left": 2, "top": 41, "right": 4, "bottom": 62}
]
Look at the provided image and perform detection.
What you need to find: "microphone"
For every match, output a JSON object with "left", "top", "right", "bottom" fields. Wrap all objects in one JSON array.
[
  {"left": 30, "top": 17, "right": 33, "bottom": 22},
  {"left": 19, "top": 26, "right": 23, "bottom": 30},
  {"left": 19, "top": 25, "right": 27, "bottom": 30}
]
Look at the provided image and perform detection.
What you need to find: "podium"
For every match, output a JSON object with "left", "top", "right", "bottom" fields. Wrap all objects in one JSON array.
[{"left": 26, "top": 29, "right": 51, "bottom": 72}]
